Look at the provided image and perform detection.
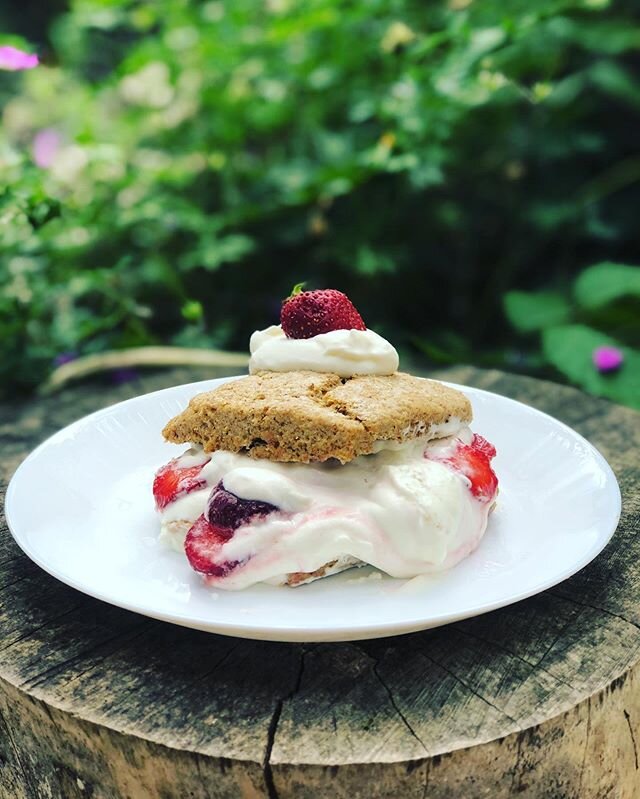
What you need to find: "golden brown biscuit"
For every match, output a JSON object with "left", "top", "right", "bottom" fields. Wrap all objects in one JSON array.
[{"left": 163, "top": 370, "right": 472, "bottom": 464}]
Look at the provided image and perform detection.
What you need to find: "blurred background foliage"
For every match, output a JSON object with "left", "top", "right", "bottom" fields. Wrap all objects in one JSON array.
[{"left": 1, "top": 0, "right": 639, "bottom": 406}]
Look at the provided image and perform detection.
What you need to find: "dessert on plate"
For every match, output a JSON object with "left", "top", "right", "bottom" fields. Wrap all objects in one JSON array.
[{"left": 153, "top": 288, "right": 498, "bottom": 589}]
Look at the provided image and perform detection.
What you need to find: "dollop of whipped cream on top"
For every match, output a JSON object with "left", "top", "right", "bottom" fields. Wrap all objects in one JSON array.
[{"left": 248, "top": 325, "right": 399, "bottom": 377}]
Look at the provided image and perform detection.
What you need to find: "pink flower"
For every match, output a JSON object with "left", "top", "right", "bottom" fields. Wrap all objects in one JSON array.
[
  {"left": 32, "top": 129, "right": 62, "bottom": 168},
  {"left": 592, "top": 345, "right": 624, "bottom": 374},
  {"left": 0, "top": 45, "right": 38, "bottom": 71}
]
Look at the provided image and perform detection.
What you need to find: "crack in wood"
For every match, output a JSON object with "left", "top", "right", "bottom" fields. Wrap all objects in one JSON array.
[
  {"left": 112, "top": 639, "right": 245, "bottom": 737},
  {"left": 263, "top": 646, "right": 307, "bottom": 799},
  {"left": 0, "top": 702, "right": 38, "bottom": 796},
  {"left": 454, "top": 624, "right": 541, "bottom": 668},
  {"left": 0, "top": 603, "right": 86, "bottom": 655},
  {"left": 22, "top": 621, "right": 151, "bottom": 690},
  {"left": 371, "top": 660, "right": 429, "bottom": 755},
  {"left": 41, "top": 701, "right": 63, "bottom": 739},
  {"left": 548, "top": 592, "right": 640, "bottom": 632},
  {"left": 422, "top": 757, "right": 430, "bottom": 799},
  {"left": 624, "top": 709, "right": 639, "bottom": 770},
  {"left": 187, "top": 641, "right": 244, "bottom": 687},
  {"left": 509, "top": 730, "right": 524, "bottom": 794},
  {"left": 578, "top": 698, "right": 592, "bottom": 795},
  {"left": 0, "top": 568, "right": 42, "bottom": 593},
  {"left": 0, "top": 553, "right": 26, "bottom": 570},
  {"left": 454, "top": 625, "right": 579, "bottom": 691},
  {"left": 530, "top": 609, "right": 588, "bottom": 670},
  {"left": 423, "top": 654, "right": 519, "bottom": 726}
]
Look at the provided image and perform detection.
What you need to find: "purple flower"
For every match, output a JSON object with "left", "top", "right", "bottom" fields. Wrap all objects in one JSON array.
[
  {"left": 111, "top": 367, "right": 139, "bottom": 385},
  {"left": 32, "top": 129, "right": 62, "bottom": 168},
  {"left": 592, "top": 345, "right": 624, "bottom": 374},
  {"left": 53, "top": 351, "right": 78, "bottom": 367},
  {"left": 0, "top": 45, "right": 38, "bottom": 71}
]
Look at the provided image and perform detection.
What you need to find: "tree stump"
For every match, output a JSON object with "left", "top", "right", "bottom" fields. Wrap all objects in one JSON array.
[{"left": 1, "top": 366, "right": 638, "bottom": 799}]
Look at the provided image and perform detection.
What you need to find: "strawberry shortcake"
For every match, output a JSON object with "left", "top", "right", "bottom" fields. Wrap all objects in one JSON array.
[{"left": 153, "top": 288, "right": 498, "bottom": 589}]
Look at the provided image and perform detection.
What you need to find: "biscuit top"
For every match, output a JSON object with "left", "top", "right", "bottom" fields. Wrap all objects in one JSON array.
[{"left": 163, "top": 370, "right": 472, "bottom": 464}]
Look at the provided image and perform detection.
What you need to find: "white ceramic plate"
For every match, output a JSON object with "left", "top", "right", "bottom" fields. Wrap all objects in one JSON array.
[{"left": 5, "top": 378, "right": 621, "bottom": 642}]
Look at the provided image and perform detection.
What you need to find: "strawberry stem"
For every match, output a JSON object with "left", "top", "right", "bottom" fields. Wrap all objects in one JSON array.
[{"left": 286, "top": 282, "right": 306, "bottom": 301}]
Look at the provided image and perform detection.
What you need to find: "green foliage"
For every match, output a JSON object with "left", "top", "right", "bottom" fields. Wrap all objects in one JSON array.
[
  {"left": 543, "top": 325, "right": 640, "bottom": 407},
  {"left": 573, "top": 262, "right": 640, "bottom": 309},
  {"left": 1, "top": 0, "right": 639, "bottom": 401},
  {"left": 504, "top": 262, "right": 640, "bottom": 407},
  {"left": 503, "top": 292, "right": 570, "bottom": 333}
]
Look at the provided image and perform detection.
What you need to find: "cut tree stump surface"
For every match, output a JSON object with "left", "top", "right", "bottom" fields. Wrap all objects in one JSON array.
[{"left": 0, "top": 366, "right": 638, "bottom": 799}]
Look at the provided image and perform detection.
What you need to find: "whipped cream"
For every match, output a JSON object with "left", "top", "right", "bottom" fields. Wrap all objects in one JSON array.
[
  {"left": 248, "top": 325, "right": 399, "bottom": 377},
  {"left": 158, "top": 427, "right": 495, "bottom": 590}
]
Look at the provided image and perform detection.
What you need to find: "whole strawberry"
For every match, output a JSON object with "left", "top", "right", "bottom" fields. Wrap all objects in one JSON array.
[{"left": 281, "top": 286, "right": 366, "bottom": 339}]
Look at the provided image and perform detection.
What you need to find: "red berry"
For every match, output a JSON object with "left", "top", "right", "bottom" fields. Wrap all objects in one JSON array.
[
  {"left": 281, "top": 289, "right": 366, "bottom": 339},
  {"left": 206, "top": 482, "right": 278, "bottom": 529},
  {"left": 184, "top": 514, "right": 238, "bottom": 577},
  {"left": 153, "top": 457, "right": 210, "bottom": 511},
  {"left": 470, "top": 434, "right": 496, "bottom": 460},
  {"left": 426, "top": 433, "right": 498, "bottom": 502}
]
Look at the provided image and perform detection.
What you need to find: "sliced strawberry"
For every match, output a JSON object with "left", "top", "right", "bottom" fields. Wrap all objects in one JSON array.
[
  {"left": 184, "top": 514, "right": 238, "bottom": 577},
  {"left": 426, "top": 433, "right": 498, "bottom": 502},
  {"left": 153, "top": 456, "right": 210, "bottom": 511},
  {"left": 470, "top": 433, "right": 496, "bottom": 459}
]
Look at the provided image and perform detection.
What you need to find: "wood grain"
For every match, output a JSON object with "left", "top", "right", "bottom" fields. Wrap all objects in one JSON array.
[{"left": 0, "top": 366, "right": 638, "bottom": 799}]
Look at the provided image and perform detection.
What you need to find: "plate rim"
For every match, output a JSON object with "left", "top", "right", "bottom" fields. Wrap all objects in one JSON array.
[{"left": 5, "top": 376, "right": 622, "bottom": 642}]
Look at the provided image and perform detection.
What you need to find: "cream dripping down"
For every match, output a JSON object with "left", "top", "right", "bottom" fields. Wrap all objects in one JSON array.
[{"left": 158, "top": 426, "right": 495, "bottom": 590}]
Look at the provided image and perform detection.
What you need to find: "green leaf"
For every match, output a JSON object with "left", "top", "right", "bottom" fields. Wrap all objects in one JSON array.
[
  {"left": 589, "top": 61, "right": 640, "bottom": 109},
  {"left": 413, "top": 338, "right": 457, "bottom": 365},
  {"left": 181, "top": 300, "right": 203, "bottom": 321},
  {"left": 565, "top": 20, "right": 640, "bottom": 55},
  {"left": 469, "top": 28, "right": 506, "bottom": 60},
  {"left": 574, "top": 262, "right": 640, "bottom": 310},
  {"left": 542, "top": 324, "right": 640, "bottom": 408},
  {"left": 25, "top": 196, "right": 62, "bottom": 230},
  {"left": 180, "top": 235, "right": 255, "bottom": 272},
  {"left": 503, "top": 291, "right": 571, "bottom": 333},
  {"left": 354, "top": 246, "right": 396, "bottom": 277}
]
